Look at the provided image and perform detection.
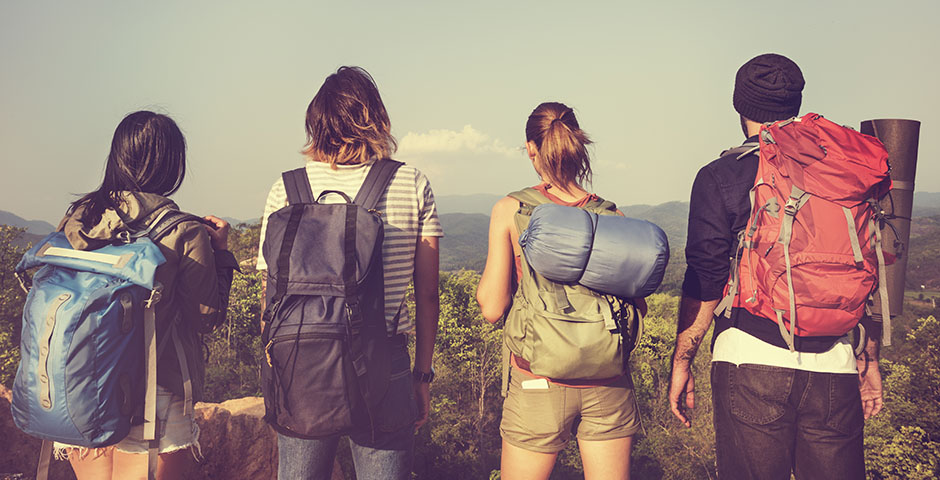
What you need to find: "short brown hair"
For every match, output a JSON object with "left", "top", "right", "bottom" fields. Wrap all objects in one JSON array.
[
  {"left": 525, "top": 102, "right": 592, "bottom": 188},
  {"left": 302, "top": 66, "right": 397, "bottom": 167}
]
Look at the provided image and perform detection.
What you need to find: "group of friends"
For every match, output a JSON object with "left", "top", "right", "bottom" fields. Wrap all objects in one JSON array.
[{"left": 48, "top": 52, "right": 882, "bottom": 480}]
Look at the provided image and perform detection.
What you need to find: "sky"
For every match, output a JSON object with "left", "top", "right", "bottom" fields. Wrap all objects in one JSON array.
[{"left": 2, "top": 0, "right": 938, "bottom": 224}]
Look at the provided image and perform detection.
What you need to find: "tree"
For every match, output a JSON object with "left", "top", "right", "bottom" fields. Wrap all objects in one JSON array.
[
  {"left": 630, "top": 294, "right": 717, "bottom": 479},
  {"left": 865, "top": 316, "right": 940, "bottom": 479},
  {"left": 414, "top": 270, "right": 503, "bottom": 479},
  {"left": 0, "top": 226, "right": 29, "bottom": 387},
  {"left": 202, "top": 222, "right": 265, "bottom": 402}
]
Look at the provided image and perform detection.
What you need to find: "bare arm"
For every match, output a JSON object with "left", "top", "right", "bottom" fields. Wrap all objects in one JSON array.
[
  {"left": 668, "top": 296, "right": 719, "bottom": 427},
  {"left": 413, "top": 236, "right": 440, "bottom": 374},
  {"left": 857, "top": 317, "right": 883, "bottom": 420},
  {"left": 412, "top": 236, "right": 440, "bottom": 429},
  {"left": 477, "top": 197, "right": 517, "bottom": 323}
]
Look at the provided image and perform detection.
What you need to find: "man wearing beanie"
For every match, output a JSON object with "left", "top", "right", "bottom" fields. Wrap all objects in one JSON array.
[{"left": 667, "top": 53, "right": 881, "bottom": 479}]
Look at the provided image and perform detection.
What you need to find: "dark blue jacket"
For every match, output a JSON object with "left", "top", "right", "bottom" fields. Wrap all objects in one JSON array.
[{"left": 682, "top": 136, "right": 840, "bottom": 353}]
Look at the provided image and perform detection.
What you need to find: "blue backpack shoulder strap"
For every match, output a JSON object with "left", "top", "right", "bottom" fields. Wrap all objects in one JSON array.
[
  {"left": 354, "top": 159, "right": 404, "bottom": 210},
  {"left": 282, "top": 167, "right": 316, "bottom": 205}
]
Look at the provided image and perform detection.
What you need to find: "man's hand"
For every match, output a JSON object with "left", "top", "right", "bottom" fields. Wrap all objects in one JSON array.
[
  {"left": 857, "top": 318, "right": 884, "bottom": 420},
  {"left": 413, "top": 380, "right": 430, "bottom": 431},
  {"left": 669, "top": 361, "right": 695, "bottom": 427},
  {"left": 858, "top": 356, "right": 884, "bottom": 420},
  {"left": 668, "top": 297, "right": 719, "bottom": 428}
]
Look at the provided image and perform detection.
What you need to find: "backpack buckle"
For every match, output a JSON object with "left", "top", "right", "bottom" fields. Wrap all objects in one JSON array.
[
  {"left": 145, "top": 285, "right": 163, "bottom": 308},
  {"left": 116, "top": 231, "right": 132, "bottom": 244},
  {"left": 345, "top": 302, "right": 363, "bottom": 335},
  {"left": 15, "top": 271, "right": 31, "bottom": 293}
]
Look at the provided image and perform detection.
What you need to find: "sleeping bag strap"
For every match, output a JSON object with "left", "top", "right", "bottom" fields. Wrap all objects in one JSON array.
[{"left": 776, "top": 185, "right": 810, "bottom": 351}]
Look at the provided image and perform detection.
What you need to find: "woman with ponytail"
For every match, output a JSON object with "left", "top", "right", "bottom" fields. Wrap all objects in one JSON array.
[{"left": 477, "top": 102, "right": 644, "bottom": 480}]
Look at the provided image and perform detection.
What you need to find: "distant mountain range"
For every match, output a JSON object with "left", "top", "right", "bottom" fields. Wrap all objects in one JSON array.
[
  {"left": 0, "top": 211, "right": 55, "bottom": 235},
  {"left": 4, "top": 191, "right": 940, "bottom": 293},
  {"left": 433, "top": 191, "right": 940, "bottom": 294}
]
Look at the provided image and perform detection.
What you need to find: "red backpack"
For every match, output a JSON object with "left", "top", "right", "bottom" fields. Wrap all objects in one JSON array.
[{"left": 718, "top": 113, "right": 892, "bottom": 351}]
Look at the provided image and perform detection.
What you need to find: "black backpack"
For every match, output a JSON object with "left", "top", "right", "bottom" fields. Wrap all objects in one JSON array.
[{"left": 260, "top": 159, "right": 402, "bottom": 438}]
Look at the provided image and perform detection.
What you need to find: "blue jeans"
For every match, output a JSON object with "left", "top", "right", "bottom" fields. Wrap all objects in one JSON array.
[
  {"left": 277, "top": 341, "right": 417, "bottom": 480},
  {"left": 711, "top": 362, "right": 864, "bottom": 480}
]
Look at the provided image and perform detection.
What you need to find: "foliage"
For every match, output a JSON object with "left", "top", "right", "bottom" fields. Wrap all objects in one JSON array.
[
  {"left": 906, "top": 216, "right": 940, "bottom": 290},
  {"left": 865, "top": 316, "right": 940, "bottom": 479},
  {"left": 630, "top": 294, "right": 717, "bottom": 479},
  {"left": 202, "top": 268, "right": 264, "bottom": 401},
  {"left": 413, "top": 270, "right": 503, "bottom": 479},
  {"left": 3, "top": 216, "right": 940, "bottom": 478},
  {"left": 0, "top": 226, "right": 29, "bottom": 387},
  {"left": 202, "top": 222, "right": 264, "bottom": 402}
]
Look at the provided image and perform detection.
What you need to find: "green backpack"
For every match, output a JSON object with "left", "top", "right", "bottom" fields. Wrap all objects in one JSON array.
[{"left": 502, "top": 188, "right": 643, "bottom": 389}]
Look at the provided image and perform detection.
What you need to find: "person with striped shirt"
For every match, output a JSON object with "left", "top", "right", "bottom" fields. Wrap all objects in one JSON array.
[{"left": 256, "top": 66, "right": 442, "bottom": 480}]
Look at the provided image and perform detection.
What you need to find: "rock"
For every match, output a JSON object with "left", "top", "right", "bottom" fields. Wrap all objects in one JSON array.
[
  {"left": 192, "top": 397, "right": 344, "bottom": 480},
  {"left": 191, "top": 397, "right": 277, "bottom": 479},
  {"left": 1, "top": 388, "right": 343, "bottom": 480},
  {"left": 0, "top": 384, "right": 76, "bottom": 480}
]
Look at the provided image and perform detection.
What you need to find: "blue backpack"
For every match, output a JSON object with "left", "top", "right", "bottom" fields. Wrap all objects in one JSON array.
[{"left": 12, "top": 209, "right": 204, "bottom": 480}]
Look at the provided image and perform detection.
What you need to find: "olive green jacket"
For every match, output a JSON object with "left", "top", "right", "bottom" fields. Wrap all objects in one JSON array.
[{"left": 59, "top": 192, "right": 238, "bottom": 403}]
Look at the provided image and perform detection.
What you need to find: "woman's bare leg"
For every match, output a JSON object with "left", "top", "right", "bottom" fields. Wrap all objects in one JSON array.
[
  {"left": 500, "top": 439, "right": 558, "bottom": 480},
  {"left": 111, "top": 448, "right": 194, "bottom": 480},
  {"left": 68, "top": 448, "right": 114, "bottom": 480},
  {"left": 578, "top": 436, "right": 633, "bottom": 480}
]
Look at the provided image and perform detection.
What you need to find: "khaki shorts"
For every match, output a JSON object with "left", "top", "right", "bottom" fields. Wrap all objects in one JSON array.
[{"left": 500, "top": 367, "right": 642, "bottom": 454}]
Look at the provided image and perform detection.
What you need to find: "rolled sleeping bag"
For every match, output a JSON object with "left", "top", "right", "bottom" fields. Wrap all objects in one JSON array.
[{"left": 519, "top": 203, "right": 670, "bottom": 298}]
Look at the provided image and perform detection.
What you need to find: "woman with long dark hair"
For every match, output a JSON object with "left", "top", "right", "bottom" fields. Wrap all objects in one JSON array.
[
  {"left": 477, "top": 102, "right": 645, "bottom": 480},
  {"left": 54, "top": 111, "right": 237, "bottom": 480}
]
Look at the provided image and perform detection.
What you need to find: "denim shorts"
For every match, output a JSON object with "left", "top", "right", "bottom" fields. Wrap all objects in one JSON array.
[
  {"left": 500, "top": 366, "right": 641, "bottom": 453},
  {"left": 53, "top": 385, "right": 200, "bottom": 459}
]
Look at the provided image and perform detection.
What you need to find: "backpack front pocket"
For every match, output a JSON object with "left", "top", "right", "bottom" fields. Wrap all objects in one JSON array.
[
  {"left": 527, "top": 312, "right": 623, "bottom": 380},
  {"left": 264, "top": 332, "right": 363, "bottom": 438}
]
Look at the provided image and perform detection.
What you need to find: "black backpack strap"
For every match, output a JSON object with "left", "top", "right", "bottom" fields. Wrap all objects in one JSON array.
[
  {"left": 354, "top": 159, "right": 403, "bottom": 210},
  {"left": 146, "top": 210, "right": 211, "bottom": 242},
  {"left": 282, "top": 167, "right": 316, "bottom": 205}
]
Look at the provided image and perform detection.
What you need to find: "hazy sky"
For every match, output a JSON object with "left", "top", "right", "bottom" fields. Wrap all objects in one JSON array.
[{"left": 2, "top": 0, "right": 938, "bottom": 224}]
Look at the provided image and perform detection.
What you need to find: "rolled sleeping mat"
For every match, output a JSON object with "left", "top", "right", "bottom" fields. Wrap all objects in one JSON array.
[{"left": 519, "top": 203, "right": 670, "bottom": 298}]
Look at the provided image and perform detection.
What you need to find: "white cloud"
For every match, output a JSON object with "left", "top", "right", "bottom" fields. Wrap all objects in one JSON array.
[{"left": 397, "top": 125, "right": 517, "bottom": 158}]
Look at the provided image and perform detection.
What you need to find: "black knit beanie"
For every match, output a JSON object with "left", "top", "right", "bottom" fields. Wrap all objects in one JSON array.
[{"left": 733, "top": 53, "right": 804, "bottom": 123}]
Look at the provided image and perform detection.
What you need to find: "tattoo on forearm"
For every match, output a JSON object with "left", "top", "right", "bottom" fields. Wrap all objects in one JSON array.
[{"left": 676, "top": 333, "right": 704, "bottom": 362}]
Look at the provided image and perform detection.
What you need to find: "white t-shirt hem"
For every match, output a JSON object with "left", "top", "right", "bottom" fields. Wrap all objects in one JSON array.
[{"left": 711, "top": 327, "right": 857, "bottom": 374}]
